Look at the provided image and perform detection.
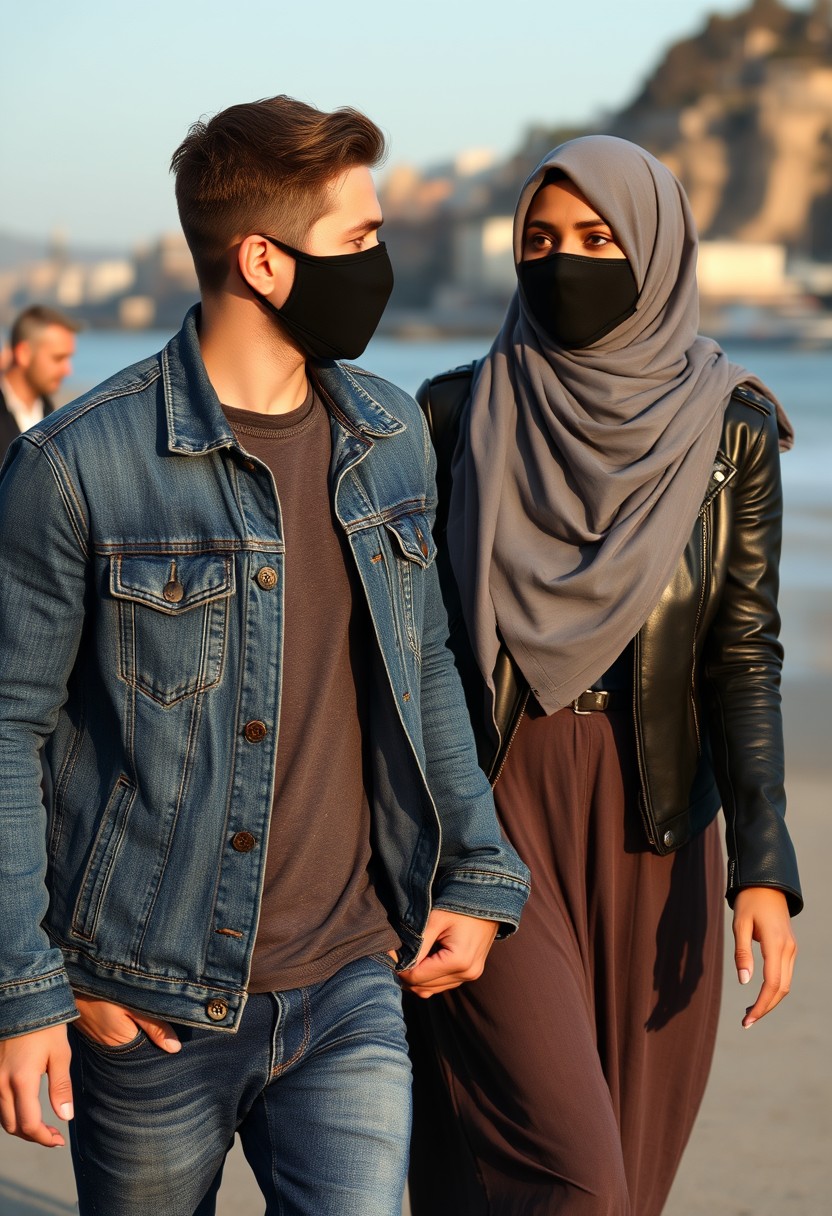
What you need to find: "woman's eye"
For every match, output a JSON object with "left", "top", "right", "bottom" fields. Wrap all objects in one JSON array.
[
  {"left": 527, "top": 231, "right": 553, "bottom": 251},
  {"left": 585, "top": 232, "right": 612, "bottom": 249}
]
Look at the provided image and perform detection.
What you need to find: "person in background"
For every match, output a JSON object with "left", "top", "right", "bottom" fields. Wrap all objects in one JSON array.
[
  {"left": 407, "top": 134, "right": 801, "bottom": 1216},
  {"left": 0, "top": 95, "right": 529, "bottom": 1216},
  {"left": 0, "top": 304, "right": 79, "bottom": 458}
]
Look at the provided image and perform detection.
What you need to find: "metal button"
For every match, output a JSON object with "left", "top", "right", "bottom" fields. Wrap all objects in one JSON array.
[
  {"left": 256, "top": 566, "right": 278, "bottom": 591},
  {"left": 163, "top": 580, "right": 184, "bottom": 603},
  {"left": 206, "top": 999, "right": 228, "bottom": 1022},
  {"left": 243, "top": 719, "right": 268, "bottom": 743},
  {"left": 663, "top": 830, "right": 674, "bottom": 847},
  {"left": 231, "top": 831, "right": 257, "bottom": 853}
]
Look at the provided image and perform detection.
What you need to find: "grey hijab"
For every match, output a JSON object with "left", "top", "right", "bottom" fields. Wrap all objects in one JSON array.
[{"left": 447, "top": 135, "right": 790, "bottom": 717}]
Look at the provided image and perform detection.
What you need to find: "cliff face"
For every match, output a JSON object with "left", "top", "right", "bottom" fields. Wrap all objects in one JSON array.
[
  {"left": 612, "top": 0, "right": 832, "bottom": 257},
  {"left": 378, "top": 1, "right": 832, "bottom": 312}
]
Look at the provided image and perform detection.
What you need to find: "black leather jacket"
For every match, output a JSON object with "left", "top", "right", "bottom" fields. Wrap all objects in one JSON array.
[{"left": 418, "top": 369, "right": 802, "bottom": 914}]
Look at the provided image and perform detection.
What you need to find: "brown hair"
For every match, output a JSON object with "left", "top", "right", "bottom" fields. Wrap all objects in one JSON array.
[
  {"left": 170, "top": 95, "right": 387, "bottom": 291},
  {"left": 11, "top": 304, "right": 81, "bottom": 349}
]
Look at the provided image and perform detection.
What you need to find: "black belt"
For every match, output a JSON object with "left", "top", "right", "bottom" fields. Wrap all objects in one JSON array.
[{"left": 571, "top": 689, "right": 628, "bottom": 714}]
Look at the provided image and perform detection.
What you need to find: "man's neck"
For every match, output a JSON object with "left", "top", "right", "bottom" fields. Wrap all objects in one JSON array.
[
  {"left": 2, "top": 365, "right": 39, "bottom": 408},
  {"left": 198, "top": 294, "right": 309, "bottom": 416}
]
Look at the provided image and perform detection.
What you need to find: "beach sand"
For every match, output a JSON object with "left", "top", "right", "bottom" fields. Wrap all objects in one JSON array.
[{"left": 1, "top": 630, "right": 828, "bottom": 1214}]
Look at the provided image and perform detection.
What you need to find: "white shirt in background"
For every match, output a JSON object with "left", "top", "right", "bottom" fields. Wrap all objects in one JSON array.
[{"left": 0, "top": 374, "right": 45, "bottom": 433}]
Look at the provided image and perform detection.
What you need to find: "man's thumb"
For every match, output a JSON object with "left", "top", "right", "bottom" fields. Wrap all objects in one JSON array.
[
  {"left": 48, "top": 1065, "right": 74, "bottom": 1123},
  {"left": 135, "top": 1015, "right": 181, "bottom": 1053}
]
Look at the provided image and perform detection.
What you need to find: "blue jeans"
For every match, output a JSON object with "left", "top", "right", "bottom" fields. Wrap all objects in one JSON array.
[{"left": 67, "top": 956, "right": 411, "bottom": 1215}]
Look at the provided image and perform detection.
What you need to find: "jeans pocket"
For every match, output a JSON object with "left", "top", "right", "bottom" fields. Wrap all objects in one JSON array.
[
  {"left": 71, "top": 1024, "right": 150, "bottom": 1057},
  {"left": 368, "top": 950, "right": 400, "bottom": 974}
]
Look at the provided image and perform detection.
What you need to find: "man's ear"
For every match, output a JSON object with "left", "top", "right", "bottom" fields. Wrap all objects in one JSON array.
[
  {"left": 237, "top": 235, "right": 295, "bottom": 305},
  {"left": 12, "top": 340, "right": 32, "bottom": 371}
]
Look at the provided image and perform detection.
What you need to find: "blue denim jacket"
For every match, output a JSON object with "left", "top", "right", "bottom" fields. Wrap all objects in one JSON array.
[{"left": 0, "top": 308, "right": 529, "bottom": 1038}]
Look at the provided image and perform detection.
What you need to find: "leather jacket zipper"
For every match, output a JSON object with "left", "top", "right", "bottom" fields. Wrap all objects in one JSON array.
[
  {"left": 631, "top": 633, "right": 657, "bottom": 847},
  {"left": 491, "top": 688, "right": 530, "bottom": 787},
  {"left": 690, "top": 511, "right": 710, "bottom": 755}
]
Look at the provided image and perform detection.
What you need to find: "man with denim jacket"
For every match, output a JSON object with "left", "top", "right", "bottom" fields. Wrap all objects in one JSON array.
[{"left": 0, "top": 96, "right": 530, "bottom": 1215}]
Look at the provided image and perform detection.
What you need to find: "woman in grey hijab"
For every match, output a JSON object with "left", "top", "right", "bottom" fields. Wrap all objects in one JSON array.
[{"left": 406, "top": 136, "right": 802, "bottom": 1216}]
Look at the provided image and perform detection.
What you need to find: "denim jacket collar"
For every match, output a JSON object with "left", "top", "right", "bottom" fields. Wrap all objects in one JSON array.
[{"left": 163, "top": 306, "right": 405, "bottom": 456}]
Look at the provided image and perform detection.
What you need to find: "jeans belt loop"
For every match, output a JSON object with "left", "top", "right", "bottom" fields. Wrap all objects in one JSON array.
[{"left": 572, "top": 689, "right": 611, "bottom": 715}]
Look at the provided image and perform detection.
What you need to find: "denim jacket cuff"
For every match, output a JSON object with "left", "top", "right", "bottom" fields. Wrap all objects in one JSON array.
[
  {"left": 0, "top": 967, "right": 79, "bottom": 1040},
  {"left": 432, "top": 869, "right": 531, "bottom": 938}
]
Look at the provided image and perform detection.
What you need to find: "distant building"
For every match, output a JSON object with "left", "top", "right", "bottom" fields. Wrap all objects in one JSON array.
[
  {"left": 455, "top": 216, "right": 515, "bottom": 296},
  {"left": 697, "top": 240, "right": 795, "bottom": 301}
]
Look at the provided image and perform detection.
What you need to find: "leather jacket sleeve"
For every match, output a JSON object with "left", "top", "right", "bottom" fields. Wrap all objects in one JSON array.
[{"left": 702, "top": 401, "right": 802, "bottom": 913}]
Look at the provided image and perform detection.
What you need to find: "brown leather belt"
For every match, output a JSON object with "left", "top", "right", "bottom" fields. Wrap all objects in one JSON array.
[{"left": 571, "top": 689, "right": 628, "bottom": 714}]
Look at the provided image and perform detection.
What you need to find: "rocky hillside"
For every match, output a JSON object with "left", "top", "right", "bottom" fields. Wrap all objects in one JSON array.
[
  {"left": 378, "top": 0, "right": 832, "bottom": 311},
  {"left": 611, "top": 0, "right": 832, "bottom": 256}
]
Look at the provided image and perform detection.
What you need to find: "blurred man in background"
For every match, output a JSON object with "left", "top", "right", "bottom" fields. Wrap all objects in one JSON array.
[{"left": 0, "top": 305, "right": 79, "bottom": 459}]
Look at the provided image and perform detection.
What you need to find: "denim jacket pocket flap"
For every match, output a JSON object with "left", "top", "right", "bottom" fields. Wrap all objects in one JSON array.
[
  {"left": 110, "top": 553, "right": 235, "bottom": 614},
  {"left": 384, "top": 512, "right": 436, "bottom": 568}
]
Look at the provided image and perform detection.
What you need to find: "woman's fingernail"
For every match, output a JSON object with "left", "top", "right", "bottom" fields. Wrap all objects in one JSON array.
[
  {"left": 739, "top": 969, "right": 751, "bottom": 985},
  {"left": 59, "top": 1103, "right": 74, "bottom": 1120},
  {"left": 164, "top": 1036, "right": 181, "bottom": 1052},
  {"left": 743, "top": 1016, "right": 757, "bottom": 1029}
]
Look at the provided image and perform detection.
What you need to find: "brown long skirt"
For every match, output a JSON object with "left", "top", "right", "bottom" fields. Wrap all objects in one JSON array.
[{"left": 408, "top": 702, "right": 724, "bottom": 1216}]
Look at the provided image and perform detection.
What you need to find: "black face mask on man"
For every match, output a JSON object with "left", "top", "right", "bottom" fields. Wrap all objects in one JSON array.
[
  {"left": 517, "top": 252, "right": 639, "bottom": 349},
  {"left": 244, "top": 235, "right": 395, "bottom": 361}
]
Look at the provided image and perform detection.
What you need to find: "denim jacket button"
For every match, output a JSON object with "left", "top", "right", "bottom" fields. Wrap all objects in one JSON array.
[
  {"left": 231, "top": 831, "right": 257, "bottom": 852},
  {"left": 256, "top": 566, "right": 278, "bottom": 590},
  {"left": 162, "top": 579, "right": 184, "bottom": 603},
  {"left": 206, "top": 999, "right": 228, "bottom": 1022},
  {"left": 243, "top": 719, "right": 268, "bottom": 743}
]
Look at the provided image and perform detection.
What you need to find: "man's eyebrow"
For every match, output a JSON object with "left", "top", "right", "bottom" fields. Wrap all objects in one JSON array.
[{"left": 344, "top": 218, "right": 384, "bottom": 237}]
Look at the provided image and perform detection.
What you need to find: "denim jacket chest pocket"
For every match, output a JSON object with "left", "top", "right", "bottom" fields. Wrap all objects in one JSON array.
[
  {"left": 111, "top": 552, "right": 235, "bottom": 705},
  {"left": 383, "top": 510, "right": 437, "bottom": 660}
]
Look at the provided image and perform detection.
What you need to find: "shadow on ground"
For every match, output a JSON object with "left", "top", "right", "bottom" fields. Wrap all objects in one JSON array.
[{"left": 0, "top": 1180, "right": 77, "bottom": 1215}]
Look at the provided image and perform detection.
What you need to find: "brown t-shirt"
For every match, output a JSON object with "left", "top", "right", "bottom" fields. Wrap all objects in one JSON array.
[{"left": 223, "top": 387, "right": 399, "bottom": 991}]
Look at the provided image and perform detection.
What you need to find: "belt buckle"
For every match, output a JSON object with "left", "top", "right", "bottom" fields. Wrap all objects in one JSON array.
[{"left": 572, "top": 689, "right": 609, "bottom": 715}]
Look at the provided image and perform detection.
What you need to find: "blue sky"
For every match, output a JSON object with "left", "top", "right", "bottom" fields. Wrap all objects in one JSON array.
[{"left": 1, "top": 0, "right": 759, "bottom": 247}]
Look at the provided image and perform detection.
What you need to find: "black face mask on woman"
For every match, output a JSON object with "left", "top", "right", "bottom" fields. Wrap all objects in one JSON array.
[
  {"left": 245, "top": 235, "right": 395, "bottom": 361},
  {"left": 517, "top": 252, "right": 639, "bottom": 349}
]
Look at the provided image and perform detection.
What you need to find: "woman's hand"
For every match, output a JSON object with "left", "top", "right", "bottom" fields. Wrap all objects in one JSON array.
[{"left": 732, "top": 887, "right": 797, "bottom": 1028}]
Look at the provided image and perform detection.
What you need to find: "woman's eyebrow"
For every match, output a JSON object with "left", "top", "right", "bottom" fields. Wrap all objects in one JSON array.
[{"left": 525, "top": 216, "right": 609, "bottom": 233}]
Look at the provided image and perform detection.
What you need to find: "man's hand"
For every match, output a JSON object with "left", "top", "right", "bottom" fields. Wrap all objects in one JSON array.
[
  {"left": 398, "top": 909, "right": 499, "bottom": 999},
  {"left": 732, "top": 887, "right": 797, "bottom": 1028},
  {"left": 0, "top": 1024, "right": 73, "bottom": 1147},
  {"left": 74, "top": 995, "right": 181, "bottom": 1053}
]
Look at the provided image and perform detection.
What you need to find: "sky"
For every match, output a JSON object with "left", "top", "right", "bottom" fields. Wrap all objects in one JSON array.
[{"left": 0, "top": 0, "right": 763, "bottom": 249}]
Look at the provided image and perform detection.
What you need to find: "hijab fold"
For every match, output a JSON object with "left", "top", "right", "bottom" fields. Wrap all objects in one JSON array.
[{"left": 446, "top": 136, "right": 790, "bottom": 718}]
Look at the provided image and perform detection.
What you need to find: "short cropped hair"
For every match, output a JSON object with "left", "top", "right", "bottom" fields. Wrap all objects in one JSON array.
[
  {"left": 170, "top": 95, "right": 387, "bottom": 291},
  {"left": 11, "top": 304, "right": 81, "bottom": 349}
]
